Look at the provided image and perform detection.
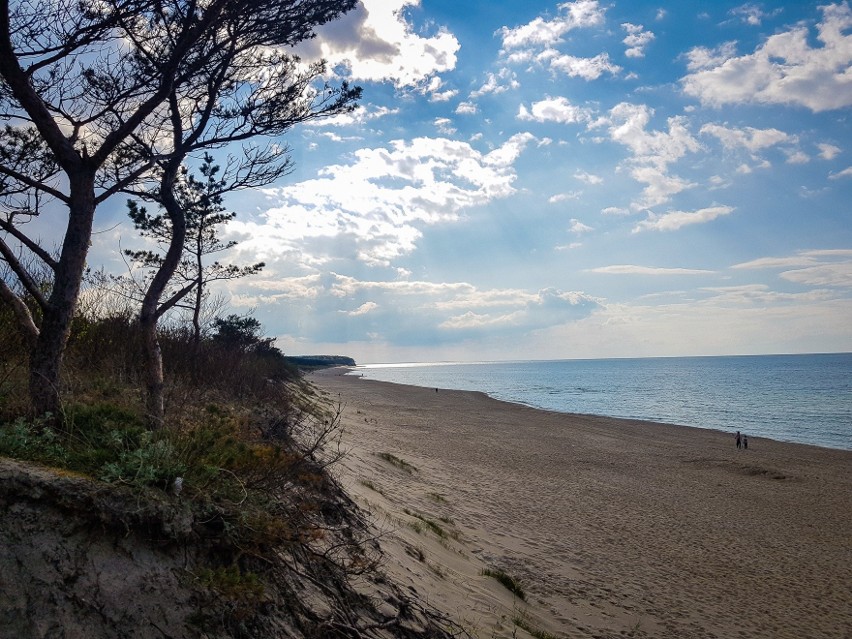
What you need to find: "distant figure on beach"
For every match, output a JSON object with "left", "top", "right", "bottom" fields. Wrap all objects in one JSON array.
[
  {"left": 743, "top": 435, "right": 748, "bottom": 450},
  {"left": 735, "top": 431, "right": 742, "bottom": 449}
]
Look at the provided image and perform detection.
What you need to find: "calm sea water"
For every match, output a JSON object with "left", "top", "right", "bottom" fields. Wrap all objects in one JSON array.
[{"left": 355, "top": 354, "right": 852, "bottom": 451}]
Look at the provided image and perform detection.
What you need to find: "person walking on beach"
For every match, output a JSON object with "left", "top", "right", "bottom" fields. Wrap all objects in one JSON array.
[
  {"left": 735, "top": 431, "right": 742, "bottom": 449},
  {"left": 743, "top": 435, "right": 748, "bottom": 450}
]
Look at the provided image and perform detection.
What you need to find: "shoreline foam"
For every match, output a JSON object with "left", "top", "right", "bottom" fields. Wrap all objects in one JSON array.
[{"left": 313, "top": 370, "right": 852, "bottom": 639}]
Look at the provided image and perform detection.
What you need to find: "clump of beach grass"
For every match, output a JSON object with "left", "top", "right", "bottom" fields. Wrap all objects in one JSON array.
[
  {"left": 359, "top": 478, "right": 385, "bottom": 495},
  {"left": 511, "top": 609, "right": 559, "bottom": 639},
  {"left": 481, "top": 567, "right": 526, "bottom": 601},
  {"left": 377, "top": 451, "right": 417, "bottom": 473},
  {"left": 403, "top": 508, "right": 462, "bottom": 541},
  {"left": 403, "top": 508, "right": 445, "bottom": 537}
]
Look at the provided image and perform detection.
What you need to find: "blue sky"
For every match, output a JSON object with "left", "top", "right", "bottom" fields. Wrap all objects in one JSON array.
[{"left": 97, "top": 1, "right": 852, "bottom": 363}]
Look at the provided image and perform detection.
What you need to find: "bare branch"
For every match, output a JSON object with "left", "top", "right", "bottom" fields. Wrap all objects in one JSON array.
[
  {"left": 0, "top": 236, "right": 48, "bottom": 309},
  {"left": 0, "top": 273, "right": 39, "bottom": 343},
  {"left": 0, "top": 218, "right": 59, "bottom": 270}
]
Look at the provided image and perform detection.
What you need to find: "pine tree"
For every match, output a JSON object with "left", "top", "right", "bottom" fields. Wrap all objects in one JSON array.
[{"left": 125, "top": 154, "right": 264, "bottom": 344}]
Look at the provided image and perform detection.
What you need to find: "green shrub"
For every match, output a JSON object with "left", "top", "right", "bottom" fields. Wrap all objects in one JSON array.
[
  {"left": 0, "top": 415, "right": 68, "bottom": 466},
  {"left": 99, "top": 432, "right": 187, "bottom": 490}
]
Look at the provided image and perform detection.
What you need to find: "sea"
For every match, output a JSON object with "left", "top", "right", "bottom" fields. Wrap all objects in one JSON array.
[{"left": 353, "top": 353, "right": 852, "bottom": 451}]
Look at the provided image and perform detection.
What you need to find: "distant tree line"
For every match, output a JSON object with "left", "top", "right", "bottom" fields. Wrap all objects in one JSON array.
[{"left": 285, "top": 355, "right": 357, "bottom": 368}]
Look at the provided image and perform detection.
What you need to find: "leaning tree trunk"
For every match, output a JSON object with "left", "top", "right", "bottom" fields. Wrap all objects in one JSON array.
[
  {"left": 28, "top": 171, "right": 97, "bottom": 420},
  {"left": 139, "top": 156, "right": 186, "bottom": 430},
  {"left": 138, "top": 303, "right": 165, "bottom": 429}
]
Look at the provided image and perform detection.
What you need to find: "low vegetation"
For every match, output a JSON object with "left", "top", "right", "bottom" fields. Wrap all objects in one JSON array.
[
  {"left": 377, "top": 451, "right": 418, "bottom": 473},
  {"left": 481, "top": 567, "right": 526, "bottom": 601},
  {"left": 403, "top": 509, "right": 447, "bottom": 539},
  {"left": 0, "top": 302, "right": 454, "bottom": 637},
  {"left": 512, "top": 610, "right": 560, "bottom": 639}
]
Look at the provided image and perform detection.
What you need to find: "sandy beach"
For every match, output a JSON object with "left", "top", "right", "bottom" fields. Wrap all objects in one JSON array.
[{"left": 311, "top": 369, "right": 852, "bottom": 639}]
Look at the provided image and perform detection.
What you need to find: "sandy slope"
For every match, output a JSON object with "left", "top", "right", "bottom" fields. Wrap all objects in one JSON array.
[{"left": 312, "top": 369, "right": 852, "bottom": 639}]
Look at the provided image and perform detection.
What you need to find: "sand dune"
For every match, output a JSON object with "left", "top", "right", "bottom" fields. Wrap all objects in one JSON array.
[{"left": 312, "top": 370, "right": 852, "bottom": 639}]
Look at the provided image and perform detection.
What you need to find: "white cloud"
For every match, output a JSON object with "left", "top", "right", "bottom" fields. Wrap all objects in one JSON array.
[
  {"left": 604, "top": 104, "right": 701, "bottom": 169},
  {"left": 601, "top": 206, "right": 630, "bottom": 216},
  {"left": 785, "top": 150, "right": 810, "bottom": 164},
  {"left": 597, "top": 103, "right": 702, "bottom": 208},
  {"left": 729, "top": 3, "right": 781, "bottom": 26},
  {"left": 732, "top": 256, "right": 818, "bottom": 270},
  {"left": 308, "top": 105, "right": 400, "bottom": 128},
  {"left": 319, "top": 131, "right": 362, "bottom": 143},
  {"left": 280, "top": 274, "right": 600, "bottom": 344},
  {"left": 829, "top": 166, "right": 852, "bottom": 179},
  {"left": 498, "top": 2, "right": 618, "bottom": 80},
  {"left": 708, "top": 175, "right": 731, "bottom": 189},
  {"left": 439, "top": 287, "right": 601, "bottom": 332},
  {"left": 306, "top": 0, "right": 460, "bottom": 88},
  {"left": 243, "top": 273, "right": 601, "bottom": 350},
  {"left": 547, "top": 51, "right": 621, "bottom": 80},
  {"left": 549, "top": 191, "right": 582, "bottom": 203},
  {"left": 573, "top": 170, "right": 603, "bottom": 184},
  {"left": 735, "top": 160, "right": 773, "bottom": 174},
  {"left": 433, "top": 117, "right": 456, "bottom": 135},
  {"left": 622, "top": 23, "right": 655, "bottom": 58},
  {"left": 818, "top": 143, "right": 841, "bottom": 159},
  {"left": 629, "top": 168, "right": 697, "bottom": 209},
  {"left": 555, "top": 242, "right": 583, "bottom": 250},
  {"left": 569, "top": 218, "right": 594, "bottom": 233},
  {"left": 682, "top": 3, "right": 852, "bottom": 112},
  {"left": 422, "top": 77, "right": 458, "bottom": 102},
  {"left": 685, "top": 42, "right": 738, "bottom": 72},
  {"left": 780, "top": 264, "right": 852, "bottom": 288},
  {"left": 344, "top": 301, "right": 379, "bottom": 316},
  {"left": 517, "top": 96, "right": 591, "bottom": 124},
  {"left": 588, "top": 265, "right": 715, "bottom": 275},
  {"left": 633, "top": 205, "right": 735, "bottom": 232},
  {"left": 229, "top": 135, "right": 535, "bottom": 266},
  {"left": 700, "top": 123, "right": 793, "bottom": 152},
  {"left": 498, "top": 0, "right": 606, "bottom": 49},
  {"left": 431, "top": 89, "right": 458, "bottom": 102},
  {"left": 470, "top": 69, "right": 519, "bottom": 98},
  {"left": 439, "top": 310, "right": 522, "bottom": 330},
  {"left": 455, "top": 101, "right": 478, "bottom": 115},
  {"left": 732, "top": 250, "right": 852, "bottom": 288}
]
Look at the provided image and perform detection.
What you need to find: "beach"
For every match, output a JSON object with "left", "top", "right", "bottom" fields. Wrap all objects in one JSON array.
[{"left": 311, "top": 370, "right": 852, "bottom": 639}]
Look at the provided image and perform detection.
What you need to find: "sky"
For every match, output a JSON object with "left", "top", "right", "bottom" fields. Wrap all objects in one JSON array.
[{"left": 93, "top": 0, "right": 852, "bottom": 363}]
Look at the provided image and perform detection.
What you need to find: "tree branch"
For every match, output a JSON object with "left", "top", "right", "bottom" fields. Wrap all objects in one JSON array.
[
  {"left": 0, "top": 219, "right": 59, "bottom": 270},
  {"left": 154, "top": 279, "right": 196, "bottom": 319},
  {"left": 0, "top": 236, "right": 48, "bottom": 310},
  {"left": 0, "top": 0, "right": 81, "bottom": 170},
  {"left": 0, "top": 164, "right": 68, "bottom": 204},
  {"left": 0, "top": 275, "right": 39, "bottom": 344}
]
